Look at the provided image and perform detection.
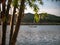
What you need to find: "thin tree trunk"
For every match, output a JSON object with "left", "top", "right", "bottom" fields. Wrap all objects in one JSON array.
[
  {"left": 2, "top": 0, "right": 6, "bottom": 45},
  {"left": 0, "top": 2, "right": 1, "bottom": 24},
  {"left": 9, "top": 7, "right": 16, "bottom": 45},
  {"left": 0, "top": 3, "right": 1, "bottom": 23},
  {"left": 10, "top": 0, "right": 25, "bottom": 45},
  {"left": 1, "top": 0, "right": 12, "bottom": 45},
  {"left": 5, "top": 0, "right": 12, "bottom": 45},
  {"left": 0, "top": 0, "right": 1, "bottom": 3}
]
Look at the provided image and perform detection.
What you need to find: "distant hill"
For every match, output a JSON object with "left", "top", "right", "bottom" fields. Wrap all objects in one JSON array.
[
  {"left": 22, "top": 13, "right": 60, "bottom": 23},
  {"left": 22, "top": 13, "right": 34, "bottom": 23},
  {"left": 39, "top": 13, "right": 60, "bottom": 23}
]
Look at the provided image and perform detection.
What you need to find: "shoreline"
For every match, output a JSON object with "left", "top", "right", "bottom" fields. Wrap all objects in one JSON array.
[{"left": 0, "top": 23, "right": 60, "bottom": 25}]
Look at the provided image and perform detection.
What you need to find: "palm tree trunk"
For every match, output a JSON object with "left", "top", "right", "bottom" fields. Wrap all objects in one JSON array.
[
  {"left": 5, "top": 0, "right": 12, "bottom": 45},
  {"left": 2, "top": 1, "right": 6, "bottom": 45},
  {"left": 9, "top": 7, "right": 16, "bottom": 45},
  {"left": 10, "top": 0, "right": 25, "bottom": 45},
  {"left": 1, "top": 0, "right": 12, "bottom": 45},
  {"left": 0, "top": 0, "right": 1, "bottom": 3},
  {"left": 0, "top": 3, "right": 1, "bottom": 24}
]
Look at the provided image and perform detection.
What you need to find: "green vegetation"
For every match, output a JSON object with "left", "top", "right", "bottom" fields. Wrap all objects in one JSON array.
[{"left": 34, "top": 13, "right": 40, "bottom": 23}]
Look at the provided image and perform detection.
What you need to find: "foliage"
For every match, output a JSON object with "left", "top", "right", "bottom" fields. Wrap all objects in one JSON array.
[
  {"left": 12, "top": 0, "right": 18, "bottom": 7},
  {"left": 34, "top": 13, "right": 40, "bottom": 23}
]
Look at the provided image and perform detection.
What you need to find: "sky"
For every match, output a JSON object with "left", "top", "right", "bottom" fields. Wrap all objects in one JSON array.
[{"left": 25, "top": 0, "right": 60, "bottom": 16}]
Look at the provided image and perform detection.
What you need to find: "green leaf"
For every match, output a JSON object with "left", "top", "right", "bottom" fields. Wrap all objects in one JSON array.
[
  {"left": 34, "top": 13, "right": 40, "bottom": 23},
  {"left": 12, "top": 0, "right": 18, "bottom": 7}
]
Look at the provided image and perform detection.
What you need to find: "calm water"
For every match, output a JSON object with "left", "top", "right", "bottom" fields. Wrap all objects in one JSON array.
[{"left": 0, "top": 25, "right": 60, "bottom": 45}]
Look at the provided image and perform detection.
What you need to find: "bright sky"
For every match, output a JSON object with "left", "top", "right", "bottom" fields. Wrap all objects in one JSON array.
[{"left": 25, "top": 0, "right": 60, "bottom": 16}]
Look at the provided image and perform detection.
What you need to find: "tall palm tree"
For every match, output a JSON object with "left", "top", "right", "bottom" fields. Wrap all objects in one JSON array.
[
  {"left": 5, "top": 0, "right": 12, "bottom": 45},
  {"left": 1, "top": 0, "right": 12, "bottom": 45},
  {"left": 1, "top": 0, "right": 7, "bottom": 45},
  {"left": 0, "top": 1, "right": 1, "bottom": 25},
  {"left": 9, "top": 0, "right": 18, "bottom": 45},
  {"left": 10, "top": 0, "right": 43, "bottom": 45},
  {"left": 0, "top": 1, "right": 1, "bottom": 22},
  {"left": 10, "top": 0, "right": 25, "bottom": 45}
]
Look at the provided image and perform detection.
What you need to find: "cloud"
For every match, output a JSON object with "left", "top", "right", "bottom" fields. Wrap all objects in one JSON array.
[{"left": 39, "top": 8, "right": 60, "bottom": 16}]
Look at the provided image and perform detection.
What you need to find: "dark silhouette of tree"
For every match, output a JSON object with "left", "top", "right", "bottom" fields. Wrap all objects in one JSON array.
[
  {"left": 10, "top": 0, "right": 25, "bottom": 45},
  {"left": 1, "top": 0, "right": 12, "bottom": 45},
  {"left": 9, "top": 0, "right": 18, "bottom": 45},
  {"left": 10, "top": 0, "right": 43, "bottom": 45},
  {"left": 1, "top": 0, "right": 7, "bottom": 45}
]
